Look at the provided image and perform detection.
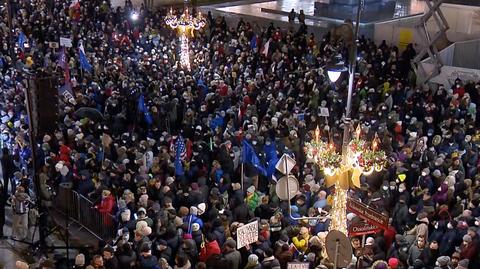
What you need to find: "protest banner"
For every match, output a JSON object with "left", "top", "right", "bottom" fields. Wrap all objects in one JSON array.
[
  {"left": 60, "top": 37, "right": 72, "bottom": 47},
  {"left": 236, "top": 220, "right": 258, "bottom": 249},
  {"left": 287, "top": 262, "right": 309, "bottom": 269}
]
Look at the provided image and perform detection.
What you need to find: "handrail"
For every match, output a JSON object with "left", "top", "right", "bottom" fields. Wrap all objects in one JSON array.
[{"left": 52, "top": 186, "right": 117, "bottom": 241}]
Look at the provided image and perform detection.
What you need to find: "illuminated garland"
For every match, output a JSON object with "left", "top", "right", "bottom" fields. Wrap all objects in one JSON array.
[
  {"left": 305, "top": 126, "right": 387, "bottom": 236},
  {"left": 165, "top": 6, "right": 205, "bottom": 70},
  {"left": 305, "top": 126, "right": 387, "bottom": 176},
  {"left": 358, "top": 150, "right": 387, "bottom": 175},
  {"left": 329, "top": 183, "right": 348, "bottom": 235},
  {"left": 179, "top": 34, "right": 191, "bottom": 70},
  {"left": 305, "top": 140, "right": 342, "bottom": 175}
]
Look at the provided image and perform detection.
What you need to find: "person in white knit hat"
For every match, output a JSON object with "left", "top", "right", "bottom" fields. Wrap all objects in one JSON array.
[{"left": 15, "top": 261, "right": 29, "bottom": 269}]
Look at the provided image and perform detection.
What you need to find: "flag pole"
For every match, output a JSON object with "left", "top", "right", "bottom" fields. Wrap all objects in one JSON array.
[
  {"left": 241, "top": 162, "right": 244, "bottom": 192},
  {"left": 285, "top": 155, "right": 291, "bottom": 218}
]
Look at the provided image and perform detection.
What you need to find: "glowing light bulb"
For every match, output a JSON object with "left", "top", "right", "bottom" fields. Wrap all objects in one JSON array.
[{"left": 362, "top": 166, "right": 374, "bottom": 176}]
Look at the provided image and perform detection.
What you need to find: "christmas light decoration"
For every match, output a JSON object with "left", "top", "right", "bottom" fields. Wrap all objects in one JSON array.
[
  {"left": 328, "top": 183, "right": 348, "bottom": 235},
  {"left": 179, "top": 34, "right": 190, "bottom": 70},
  {"left": 304, "top": 125, "right": 387, "bottom": 234},
  {"left": 165, "top": 1, "right": 205, "bottom": 70}
]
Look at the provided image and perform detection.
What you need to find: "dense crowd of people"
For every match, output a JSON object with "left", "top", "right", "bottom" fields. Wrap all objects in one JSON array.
[{"left": 1, "top": 0, "right": 480, "bottom": 269}]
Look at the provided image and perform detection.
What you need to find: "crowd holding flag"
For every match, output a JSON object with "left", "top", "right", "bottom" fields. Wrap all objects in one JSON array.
[
  {"left": 264, "top": 140, "right": 279, "bottom": 181},
  {"left": 78, "top": 42, "right": 93, "bottom": 73},
  {"left": 57, "top": 47, "right": 74, "bottom": 100},
  {"left": 175, "top": 135, "right": 187, "bottom": 176},
  {"left": 69, "top": 0, "right": 81, "bottom": 21},
  {"left": 137, "top": 94, "right": 153, "bottom": 126},
  {"left": 17, "top": 32, "right": 27, "bottom": 51},
  {"left": 241, "top": 140, "right": 267, "bottom": 176},
  {"left": 261, "top": 38, "right": 270, "bottom": 56}
]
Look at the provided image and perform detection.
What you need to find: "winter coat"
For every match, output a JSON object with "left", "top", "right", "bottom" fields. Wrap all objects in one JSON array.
[
  {"left": 199, "top": 240, "right": 222, "bottom": 262},
  {"left": 98, "top": 194, "right": 116, "bottom": 214},
  {"left": 292, "top": 235, "right": 309, "bottom": 253},
  {"left": 206, "top": 253, "right": 231, "bottom": 269},
  {"left": 117, "top": 251, "right": 136, "bottom": 269},
  {"left": 261, "top": 256, "right": 281, "bottom": 269},
  {"left": 138, "top": 254, "right": 158, "bottom": 269},
  {"left": 104, "top": 257, "right": 119, "bottom": 269},
  {"left": 233, "top": 202, "right": 252, "bottom": 223},
  {"left": 246, "top": 192, "right": 260, "bottom": 211},
  {"left": 392, "top": 202, "right": 409, "bottom": 233},
  {"left": 432, "top": 183, "right": 449, "bottom": 205},
  {"left": 439, "top": 229, "right": 456, "bottom": 256},
  {"left": 224, "top": 249, "right": 242, "bottom": 269},
  {"left": 460, "top": 241, "right": 477, "bottom": 260},
  {"left": 407, "top": 244, "right": 424, "bottom": 266},
  {"left": 184, "top": 214, "right": 204, "bottom": 232},
  {"left": 212, "top": 225, "right": 226, "bottom": 247}
]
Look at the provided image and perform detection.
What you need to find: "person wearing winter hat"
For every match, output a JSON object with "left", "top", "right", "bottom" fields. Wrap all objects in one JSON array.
[
  {"left": 456, "top": 259, "right": 469, "bottom": 269},
  {"left": 74, "top": 253, "right": 86, "bottom": 268},
  {"left": 365, "top": 237, "right": 375, "bottom": 246},
  {"left": 246, "top": 185, "right": 259, "bottom": 211},
  {"left": 15, "top": 261, "right": 29, "bottom": 269},
  {"left": 436, "top": 256, "right": 450, "bottom": 269},
  {"left": 223, "top": 239, "right": 241, "bottom": 269},
  {"left": 139, "top": 244, "right": 157, "bottom": 269},
  {"left": 245, "top": 254, "right": 260, "bottom": 269},
  {"left": 388, "top": 257, "right": 399, "bottom": 269},
  {"left": 460, "top": 234, "right": 476, "bottom": 260}
]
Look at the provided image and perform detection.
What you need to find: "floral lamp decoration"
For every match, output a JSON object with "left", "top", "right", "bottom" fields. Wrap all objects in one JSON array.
[{"left": 304, "top": 124, "right": 387, "bottom": 235}]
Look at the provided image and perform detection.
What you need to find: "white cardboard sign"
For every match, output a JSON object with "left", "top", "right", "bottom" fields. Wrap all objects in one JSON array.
[
  {"left": 236, "top": 221, "right": 258, "bottom": 249},
  {"left": 60, "top": 37, "right": 72, "bottom": 48}
]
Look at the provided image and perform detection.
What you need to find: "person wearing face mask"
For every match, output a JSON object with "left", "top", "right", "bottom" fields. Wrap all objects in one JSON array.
[
  {"left": 397, "top": 182, "right": 410, "bottom": 205},
  {"left": 429, "top": 221, "right": 446, "bottom": 244}
]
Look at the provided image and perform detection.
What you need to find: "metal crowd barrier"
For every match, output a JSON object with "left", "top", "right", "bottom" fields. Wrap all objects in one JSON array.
[{"left": 53, "top": 185, "right": 116, "bottom": 241}]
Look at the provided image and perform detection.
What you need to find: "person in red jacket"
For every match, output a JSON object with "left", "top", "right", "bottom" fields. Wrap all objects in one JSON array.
[
  {"left": 199, "top": 233, "right": 221, "bottom": 262},
  {"left": 460, "top": 234, "right": 477, "bottom": 261},
  {"left": 383, "top": 220, "right": 397, "bottom": 250},
  {"left": 96, "top": 189, "right": 116, "bottom": 226}
]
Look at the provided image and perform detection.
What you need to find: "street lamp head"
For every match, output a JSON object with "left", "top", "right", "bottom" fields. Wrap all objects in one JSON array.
[
  {"left": 327, "top": 70, "right": 342, "bottom": 83},
  {"left": 326, "top": 54, "right": 348, "bottom": 83},
  {"left": 327, "top": 65, "right": 348, "bottom": 83},
  {"left": 131, "top": 12, "right": 139, "bottom": 21}
]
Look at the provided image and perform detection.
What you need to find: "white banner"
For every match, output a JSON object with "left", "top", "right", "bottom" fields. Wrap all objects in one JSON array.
[
  {"left": 236, "top": 221, "right": 258, "bottom": 249},
  {"left": 287, "top": 262, "right": 309, "bottom": 269},
  {"left": 60, "top": 37, "right": 72, "bottom": 48},
  {"left": 320, "top": 107, "right": 330, "bottom": 117}
]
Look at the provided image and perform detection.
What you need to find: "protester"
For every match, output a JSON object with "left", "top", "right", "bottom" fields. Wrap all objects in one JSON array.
[{"left": 2, "top": 0, "right": 480, "bottom": 269}]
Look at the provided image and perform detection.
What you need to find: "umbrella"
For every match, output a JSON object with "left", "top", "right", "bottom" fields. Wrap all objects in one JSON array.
[{"left": 74, "top": 107, "right": 105, "bottom": 122}]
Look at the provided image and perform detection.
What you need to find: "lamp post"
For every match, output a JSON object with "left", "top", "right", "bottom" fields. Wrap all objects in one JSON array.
[
  {"left": 304, "top": 0, "right": 370, "bottom": 236},
  {"left": 342, "top": 0, "right": 364, "bottom": 157}
]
